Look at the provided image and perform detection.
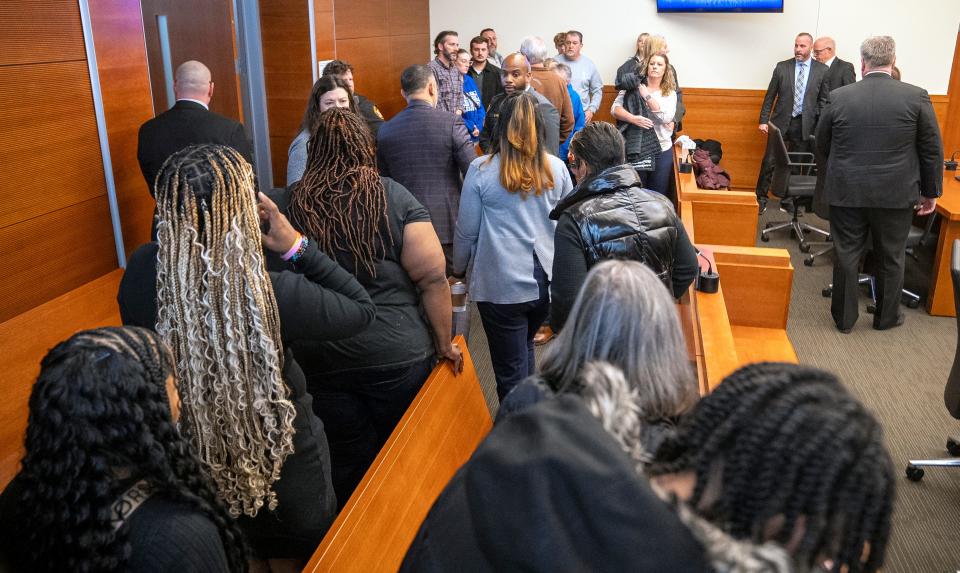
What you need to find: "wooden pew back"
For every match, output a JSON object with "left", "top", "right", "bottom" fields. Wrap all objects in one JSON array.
[
  {"left": 0, "top": 270, "right": 124, "bottom": 488},
  {"left": 304, "top": 335, "right": 492, "bottom": 573},
  {"left": 706, "top": 245, "right": 794, "bottom": 330}
]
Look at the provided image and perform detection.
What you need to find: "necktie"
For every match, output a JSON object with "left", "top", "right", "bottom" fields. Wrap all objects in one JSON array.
[{"left": 793, "top": 62, "right": 805, "bottom": 117}]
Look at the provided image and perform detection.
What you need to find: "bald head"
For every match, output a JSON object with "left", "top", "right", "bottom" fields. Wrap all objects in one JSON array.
[
  {"left": 500, "top": 53, "right": 532, "bottom": 94},
  {"left": 813, "top": 37, "right": 836, "bottom": 64},
  {"left": 174, "top": 60, "right": 214, "bottom": 103}
]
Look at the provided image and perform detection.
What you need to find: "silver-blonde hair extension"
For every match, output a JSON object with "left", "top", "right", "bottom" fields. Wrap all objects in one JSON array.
[{"left": 154, "top": 144, "right": 296, "bottom": 518}]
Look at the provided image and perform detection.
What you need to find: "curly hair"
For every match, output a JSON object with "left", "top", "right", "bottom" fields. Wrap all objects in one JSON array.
[
  {"left": 11, "top": 326, "right": 247, "bottom": 572},
  {"left": 154, "top": 144, "right": 296, "bottom": 518},
  {"left": 289, "top": 107, "right": 391, "bottom": 277},
  {"left": 650, "top": 362, "right": 895, "bottom": 573}
]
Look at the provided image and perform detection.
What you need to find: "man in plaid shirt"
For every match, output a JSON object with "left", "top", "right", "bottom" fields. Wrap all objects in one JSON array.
[{"left": 429, "top": 30, "right": 463, "bottom": 115}]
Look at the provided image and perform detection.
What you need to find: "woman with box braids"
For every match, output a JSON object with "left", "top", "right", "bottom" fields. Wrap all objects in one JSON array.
[
  {"left": 120, "top": 143, "right": 378, "bottom": 562},
  {"left": 0, "top": 326, "right": 247, "bottom": 572},
  {"left": 650, "top": 362, "right": 895, "bottom": 573},
  {"left": 154, "top": 144, "right": 295, "bottom": 519}
]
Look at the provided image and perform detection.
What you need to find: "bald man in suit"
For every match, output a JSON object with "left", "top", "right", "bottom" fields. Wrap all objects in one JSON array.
[
  {"left": 138, "top": 60, "right": 253, "bottom": 197},
  {"left": 756, "top": 33, "right": 830, "bottom": 212},
  {"left": 814, "top": 37, "right": 857, "bottom": 92}
]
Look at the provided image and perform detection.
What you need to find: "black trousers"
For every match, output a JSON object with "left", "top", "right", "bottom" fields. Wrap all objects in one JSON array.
[
  {"left": 830, "top": 206, "right": 914, "bottom": 330},
  {"left": 476, "top": 256, "right": 550, "bottom": 401},
  {"left": 755, "top": 115, "right": 809, "bottom": 199}
]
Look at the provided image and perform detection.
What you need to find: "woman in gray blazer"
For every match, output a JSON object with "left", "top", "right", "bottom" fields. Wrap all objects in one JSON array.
[{"left": 451, "top": 92, "right": 573, "bottom": 401}]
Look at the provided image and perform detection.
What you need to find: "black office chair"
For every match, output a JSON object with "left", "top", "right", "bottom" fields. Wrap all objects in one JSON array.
[
  {"left": 905, "top": 238, "right": 960, "bottom": 481},
  {"left": 801, "top": 134, "right": 834, "bottom": 266},
  {"left": 760, "top": 124, "right": 830, "bottom": 250}
]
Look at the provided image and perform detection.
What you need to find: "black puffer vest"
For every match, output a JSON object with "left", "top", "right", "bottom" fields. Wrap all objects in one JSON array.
[{"left": 550, "top": 165, "right": 680, "bottom": 290}]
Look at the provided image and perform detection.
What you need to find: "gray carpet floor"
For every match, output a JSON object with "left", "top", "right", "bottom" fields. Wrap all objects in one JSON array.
[{"left": 464, "top": 203, "right": 960, "bottom": 571}]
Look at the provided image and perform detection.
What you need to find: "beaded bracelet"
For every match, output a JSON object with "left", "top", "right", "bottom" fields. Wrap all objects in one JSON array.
[
  {"left": 289, "top": 236, "right": 310, "bottom": 264},
  {"left": 281, "top": 234, "right": 303, "bottom": 261}
]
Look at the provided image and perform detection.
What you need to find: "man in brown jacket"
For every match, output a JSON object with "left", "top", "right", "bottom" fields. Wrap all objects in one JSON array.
[{"left": 520, "top": 35, "right": 573, "bottom": 142}]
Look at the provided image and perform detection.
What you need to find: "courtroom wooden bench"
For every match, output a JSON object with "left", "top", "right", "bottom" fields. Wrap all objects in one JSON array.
[
  {"left": 704, "top": 244, "right": 798, "bottom": 366},
  {"left": 674, "top": 148, "right": 759, "bottom": 247},
  {"left": 303, "top": 335, "right": 492, "bottom": 573},
  {"left": 0, "top": 269, "right": 124, "bottom": 489},
  {"left": 679, "top": 201, "right": 797, "bottom": 394}
]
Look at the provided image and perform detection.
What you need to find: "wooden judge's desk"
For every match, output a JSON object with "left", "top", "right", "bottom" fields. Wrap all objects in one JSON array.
[{"left": 927, "top": 173, "right": 960, "bottom": 316}]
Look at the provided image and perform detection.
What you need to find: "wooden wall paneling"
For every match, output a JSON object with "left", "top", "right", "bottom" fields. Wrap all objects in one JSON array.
[
  {"left": 140, "top": 0, "right": 243, "bottom": 122},
  {"left": 259, "top": 0, "right": 313, "bottom": 186},
  {"left": 0, "top": 0, "right": 86, "bottom": 66},
  {"left": 0, "top": 61, "right": 107, "bottom": 229},
  {"left": 336, "top": 36, "right": 392, "bottom": 110},
  {"left": 333, "top": 0, "right": 429, "bottom": 121},
  {"left": 333, "top": 0, "right": 388, "bottom": 40},
  {"left": 0, "top": 197, "right": 118, "bottom": 323},
  {"left": 314, "top": 0, "right": 336, "bottom": 60},
  {"left": 388, "top": 0, "right": 428, "bottom": 37},
  {"left": 944, "top": 30, "right": 960, "bottom": 157},
  {"left": 87, "top": 0, "right": 157, "bottom": 253},
  {"left": 0, "top": 270, "right": 124, "bottom": 489},
  {"left": 681, "top": 88, "right": 766, "bottom": 191},
  {"left": 932, "top": 95, "right": 950, "bottom": 139}
]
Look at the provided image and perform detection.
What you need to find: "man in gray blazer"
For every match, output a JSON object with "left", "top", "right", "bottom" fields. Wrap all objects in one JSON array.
[
  {"left": 377, "top": 64, "right": 477, "bottom": 273},
  {"left": 755, "top": 33, "right": 830, "bottom": 211},
  {"left": 814, "top": 37, "right": 857, "bottom": 91},
  {"left": 816, "top": 36, "right": 942, "bottom": 332}
]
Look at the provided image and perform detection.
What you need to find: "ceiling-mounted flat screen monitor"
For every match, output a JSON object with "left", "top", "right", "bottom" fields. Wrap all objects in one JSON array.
[{"left": 658, "top": 0, "right": 784, "bottom": 12}]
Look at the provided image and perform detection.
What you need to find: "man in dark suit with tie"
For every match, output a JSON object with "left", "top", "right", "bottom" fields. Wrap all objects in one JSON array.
[
  {"left": 816, "top": 35, "right": 942, "bottom": 332},
  {"left": 137, "top": 60, "right": 253, "bottom": 197},
  {"left": 755, "top": 33, "right": 830, "bottom": 212},
  {"left": 813, "top": 37, "right": 857, "bottom": 91},
  {"left": 376, "top": 64, "right": 477, "bottom": 273}
]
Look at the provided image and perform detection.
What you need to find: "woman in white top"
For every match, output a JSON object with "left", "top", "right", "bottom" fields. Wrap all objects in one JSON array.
[{"left": 611, "top": 53, "right": 678, "bottom": 196}]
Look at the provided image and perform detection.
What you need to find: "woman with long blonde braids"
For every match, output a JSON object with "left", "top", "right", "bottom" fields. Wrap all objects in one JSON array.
[
  {"left": 117, "top": 143, "right": 376, "bottom": 568},
  {"left": 451, "top": 92, "right": 573, "bottom": 402}
]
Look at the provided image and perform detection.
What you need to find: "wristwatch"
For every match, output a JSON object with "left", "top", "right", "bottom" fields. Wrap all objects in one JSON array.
[{"left": 643, "top": 93, "right": 653, "bottom": 102}]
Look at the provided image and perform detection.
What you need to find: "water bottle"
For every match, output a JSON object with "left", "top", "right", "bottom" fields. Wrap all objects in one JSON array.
[{"left": 451, "top": 280, "right": 470, "bottom": 341}]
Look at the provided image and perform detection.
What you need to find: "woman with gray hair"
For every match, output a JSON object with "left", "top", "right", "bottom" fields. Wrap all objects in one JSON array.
[{"left": 499, "top": 259, "right": 699, "bottom": 460}]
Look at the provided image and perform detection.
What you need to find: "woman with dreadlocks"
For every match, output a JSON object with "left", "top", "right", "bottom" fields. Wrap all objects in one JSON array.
[
  {"left": 117, "top": 144, "right": 376, "bottom": 567},
  {"left": 650, "top": 362, "right": 896, "bottom": 573},
  {"left": 0, "top": 326, "right": 246, "bottom": 572},
  {"left": 270, "top": 107, "right": 458, "bottom": 505},
  {"left": 451, "top": 91, "right": 573, "bottom": 402}
]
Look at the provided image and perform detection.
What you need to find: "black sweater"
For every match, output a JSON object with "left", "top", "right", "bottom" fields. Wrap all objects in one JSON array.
[{"left": 116, "top": 240, "right": 376, "bottom": 557}]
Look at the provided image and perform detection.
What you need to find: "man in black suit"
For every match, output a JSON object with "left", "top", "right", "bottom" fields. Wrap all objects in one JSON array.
[
  {"left": 755, "top": 33, "right": 830, "bottom": 211},
  {"left": 377, "top": 64, "right": 477, "bottom": 273},
  {"left": 137, "top": 60, "right": 253, "bottom": 197},
  {"left": 813, "top": 37, "right": 857, "bottom": 91},
  {"left": 467, "top": 35, "right": 504, "bottom": 110},
  {"left": 816, "top": 36, "right": 942, "bottom": 332},
  {"left": 479, "top": 53, "right": 561, "bottom": 157}
]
